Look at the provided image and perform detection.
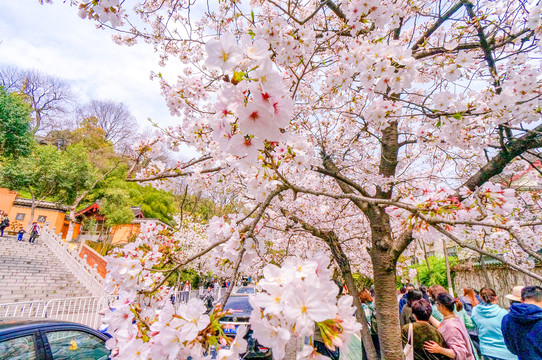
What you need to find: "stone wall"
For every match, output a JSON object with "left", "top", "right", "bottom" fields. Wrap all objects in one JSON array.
[
  {"left": 454, "top": 263, "right": 542, "bottom": 308},
  {"left": 79, "top": 243, "right": 107, "bottom": 278}
]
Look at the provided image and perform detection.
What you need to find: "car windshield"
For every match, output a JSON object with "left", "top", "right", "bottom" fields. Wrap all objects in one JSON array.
[
  {"left": 223, "top": 296, "right": 253, "bottom": 317},
  {"left": 235, "top": 287, "right": 255, "bottom": 294}
]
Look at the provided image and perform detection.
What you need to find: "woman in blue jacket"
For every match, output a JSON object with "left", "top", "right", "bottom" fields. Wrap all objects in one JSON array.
[{"left": 471, "top": 288, "right": 517, "bottom": 360}]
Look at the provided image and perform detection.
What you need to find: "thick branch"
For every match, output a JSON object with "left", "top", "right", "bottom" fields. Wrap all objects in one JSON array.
[
  {"left": 461, "top": 0, "right": 501, "bottom": 93},
  {"left": 411, "top": 2, "right": 464, "bottom": 51},
  {"left": 128, "top": 166, "right": 222, "bottom": 182},
  {"left": 218, "top": 248, "right": 246, "bottom": 311},
  {"left": 285, "top": 211, "right": 378, "bottom": 360},
  {"left": 459, "top": 122, "right": 542, "bottom": 192}
]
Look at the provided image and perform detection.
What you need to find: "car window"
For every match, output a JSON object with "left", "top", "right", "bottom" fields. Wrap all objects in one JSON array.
[
  {"left": 236, "top": 287, "right": 255, "bottom": 294},
  {"left": 0, "top": 334, "right": 37, "bottom": 360},
  {"left": 223, "top": 296, "right": 253, "bottom": 316},
  {"left": 45, "top": 330, "right": 109, "bottom": 360}
]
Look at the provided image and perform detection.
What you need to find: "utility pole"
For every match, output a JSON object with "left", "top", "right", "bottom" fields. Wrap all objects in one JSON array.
[{"left": 442, "top": 239, "right": 454, "bottom": 297}]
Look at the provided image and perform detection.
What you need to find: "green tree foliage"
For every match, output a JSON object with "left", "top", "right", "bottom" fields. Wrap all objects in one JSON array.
[
  {"left": 168, "top": 268, "right": 201, "bottom": 288},
  {"left": 1, "top": 143, "right": 97, "bottom": 206},
  {"left": 413, "top": 256, "right": 459, "bottom": 289},
  {"left": 99, "top": 185, "right": 134, "bottom": 228},
  {"left": 57, "top": 143, "right": 97, "bottom": 205},
  {"left": 175, "top": 188, "right": 241, "bottom": 223},
  {"left": 48, "top": 116, "right": 123, "bottom": 171},
  {"left": 127, "top": 183, "right": 176, "bottom": 226},
  {"left": 1, "top": 145, "right": 64, "bottom": 201},
  {"left": 0, "top": 87, "right": 34, "bottom": 158},
  {"left": 0, "top": 145, "right": 69, "bottom": 226}
]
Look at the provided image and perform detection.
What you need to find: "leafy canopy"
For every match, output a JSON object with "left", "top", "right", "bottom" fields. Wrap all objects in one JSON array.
[{"left": 0, "top": 87, "right": 34, "bottom": 158}]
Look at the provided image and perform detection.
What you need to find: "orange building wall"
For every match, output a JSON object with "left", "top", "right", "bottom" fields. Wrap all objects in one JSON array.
[
  {"left": 110, "top": 224, "right": 141, "bottom": 245},
  {"left": 1, "top": 188, "right": 66, "bottom": 236},
  {"left": 0, "top": 188, "right": 17, "bottom": 212},
  {"left": 8, "top": 206, "right": 66, "bottom": 235}
]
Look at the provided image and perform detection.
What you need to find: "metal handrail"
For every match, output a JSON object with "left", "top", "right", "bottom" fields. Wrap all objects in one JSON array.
[
  {"left": 0, "top": 296, "right": 114, "bottom": 329},
  {"left": 0, "top": 300, "right": 46, "bottom": 318}
]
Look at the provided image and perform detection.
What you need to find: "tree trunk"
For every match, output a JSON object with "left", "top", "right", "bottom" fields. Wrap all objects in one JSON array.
[
  {"left": 370, "top": 247, "right": 404, "bottom": 360},
  {"left": 442, "top": 239, "right": 454, "bottom": 296},
  {"left": 325, "top": 233, "right": 378, "bottom": 360},
  {"left": 65, "top": 207, "right": 76, "bottom": 242},
  {"left": 28, "top": 198, "right": 36, "bottom": 231},
  {"left": 419, "top": 239, "right": 431, "bottom": 271}
]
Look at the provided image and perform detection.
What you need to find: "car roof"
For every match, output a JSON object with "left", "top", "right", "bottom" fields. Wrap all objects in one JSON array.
[{"left": 0, "top": 319, "right": 93, "bottom": 334}]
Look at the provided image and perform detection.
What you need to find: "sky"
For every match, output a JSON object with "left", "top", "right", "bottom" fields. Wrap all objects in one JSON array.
[{"left": 0, "top": 0, "right": 180, "bottom": 132}]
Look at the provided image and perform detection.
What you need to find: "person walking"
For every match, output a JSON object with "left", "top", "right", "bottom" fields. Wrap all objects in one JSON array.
[
  {"left": 460, "top": 288, "right": 481, "bottom": 356},
  {"left": 359, "top": 288, "right": 381, "bottom": 359},
  {"left": 428, "top": 285, "right": 448, "bottom": 322},
  {"left": 425, "top": 293, "right": 475, "bottom": 360},
  {"left": 0, "top": 213, "right": 10, "bottom": 237},
  {"left": 401, "top": 290, "right": 424, "bottom": 327},
  {"left": 420, "top": 285, "right": 431, "bottom": 303},
  {"left": 501, "top": 286, "right": 542, "bottom": 360},
  {"left": 461, "top": 288, "right": 479, "bottom": 316},
  {"left": 28, "top": 222, "right": 41, "bottom": 244},
  {"left": 471, "top": 288, "right": 517, "bottom": 360},
  {"left": 17, "top": 227, "right": 25, "bottom": 241},
  {"left": 402, "top": 299, "right": 449, "bottom": 360},
  {"left": 400, "top": 283, "right": 416, "bottom": 313},
  {"left": 183, "top": 280, "right": 191, "bottom": 302},
  {"left": 201, "top": 285, "right": 215, "bottom": 313}
]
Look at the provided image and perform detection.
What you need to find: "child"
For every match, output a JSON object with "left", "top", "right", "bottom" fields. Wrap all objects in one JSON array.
[{"left": 17, "top": 227, "right": 25, "bottom": 241}]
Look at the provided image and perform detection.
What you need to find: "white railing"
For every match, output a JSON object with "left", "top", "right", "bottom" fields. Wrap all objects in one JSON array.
[
  {"left": 0, "top": 300, "right": 46, "bottom": 318},
  {"left": 41, "top": 227, "right": 105, "bottom": 297},
  {"left": 42, "top": 296, "right": 113, "bottom": 329},
  {"left": 0, "top": 296, "right": 114, "bottom": 329},
  {"left": 172, "top": 288, "right": 204, "bottom": 304}
]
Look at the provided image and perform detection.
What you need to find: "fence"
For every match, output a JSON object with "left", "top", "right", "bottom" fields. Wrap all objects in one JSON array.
[
  {"left": 0, "top": 300, "right": 46, "bottom": 318},
  {"left": 172, "top": 287, "right": 226, "bottom": 305},
  {"left": 0, "top": 296, "right": 113, "bottom": 329},
  {"left": 41, "top": 227, "right": 105, "bottom": 297}
]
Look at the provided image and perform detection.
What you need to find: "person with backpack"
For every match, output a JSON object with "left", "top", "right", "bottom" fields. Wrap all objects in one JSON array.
[
  {"left": 28, "top": 222, "right": 41, "bottom": 244},
  {"left": 0, "top": 214, "right": 10, "bottom": 237}
]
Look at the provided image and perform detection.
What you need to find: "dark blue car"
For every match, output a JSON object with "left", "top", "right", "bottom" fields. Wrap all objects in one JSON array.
[
  {"left": 218, "top": 295, "right": 272, "bottom": 359},
  {"left": 0, "top": 319, "right": 110, "bottom": 359}
]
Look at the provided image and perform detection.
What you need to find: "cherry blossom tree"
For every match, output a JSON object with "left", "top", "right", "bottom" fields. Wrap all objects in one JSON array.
[{"left": 52, "top": 0, "right": 542, "bottom": 359}]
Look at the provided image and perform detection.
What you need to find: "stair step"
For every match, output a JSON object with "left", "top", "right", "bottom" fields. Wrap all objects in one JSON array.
[{"left": 0, "top": 236, "right": 95, "bottom": 303}]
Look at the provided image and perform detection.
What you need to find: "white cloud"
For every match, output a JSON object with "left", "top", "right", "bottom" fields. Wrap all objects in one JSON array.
[{"left": 0, "top": 0, "right": 180, "bottom": 129}]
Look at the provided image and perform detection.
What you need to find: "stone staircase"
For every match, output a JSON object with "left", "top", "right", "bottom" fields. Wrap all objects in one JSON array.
[{"left": 0, "top": 235, "right": 91, "bottom": 303}]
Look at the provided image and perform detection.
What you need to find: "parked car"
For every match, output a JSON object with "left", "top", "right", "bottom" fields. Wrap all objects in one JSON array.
[
  {"left": 0, "top": 319, "right": 110, "bottom": 359},
  {"left": 234, "top": 286, "right": 256, "bottom": 295},
  {"left": 218, "top": 295, "right": 272, "bottom": 359}
]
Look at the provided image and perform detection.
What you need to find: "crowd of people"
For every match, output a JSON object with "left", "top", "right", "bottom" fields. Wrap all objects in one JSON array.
[{"left": 359, "top": 284, "right": 542, "bottom": 360}]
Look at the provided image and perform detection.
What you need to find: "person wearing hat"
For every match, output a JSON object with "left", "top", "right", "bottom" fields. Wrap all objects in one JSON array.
[
  {"left": 504, "top": 286, "right": 524, "bottom": 305},
  {"left": 501, "top": 286, "right": 542, "bottom": 360}
]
